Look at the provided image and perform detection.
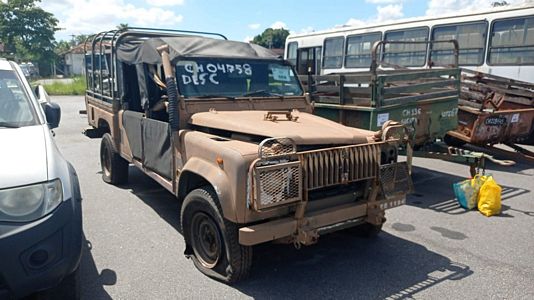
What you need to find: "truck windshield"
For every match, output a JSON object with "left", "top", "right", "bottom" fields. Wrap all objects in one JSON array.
[
  {"left": 0, "top": 69, "right": 38, "bottom": 128},
  {"left": 175, "top": 58, "right": 303, "bottom": 98}
]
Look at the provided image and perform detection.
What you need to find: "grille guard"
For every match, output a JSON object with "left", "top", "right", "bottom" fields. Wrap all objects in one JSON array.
[
  {"left": 251, "top": 160, "right": 303, "bottom": 210},
  {"left": 250, "top": 142, "right": 389, "bottom": 211}
]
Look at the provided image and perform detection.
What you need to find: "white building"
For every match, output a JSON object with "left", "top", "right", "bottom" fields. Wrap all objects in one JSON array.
[{"left": 62, "top": 44, "right": 86, "bottom": 76}]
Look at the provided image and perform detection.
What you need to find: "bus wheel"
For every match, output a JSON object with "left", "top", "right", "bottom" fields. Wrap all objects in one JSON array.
[
  {"left": 181, "top": 187, "right": 252, "bottom": 283},
  {"left": 100, "top": 133, "right": 128, "bottom": 185}
]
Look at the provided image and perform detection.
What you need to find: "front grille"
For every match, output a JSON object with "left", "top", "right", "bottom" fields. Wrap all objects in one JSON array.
[
  {"left": 251, "top": 143, "right": 383, "bottom": 210},
  {"left": 253, "top": 161, "right": 302, "bottom": 209},
  {"left": 379, "top": 162, "right": 413, "bottom": 199},
  {"left": 298, "top": 143, "right": 382, "bottom": 190}
]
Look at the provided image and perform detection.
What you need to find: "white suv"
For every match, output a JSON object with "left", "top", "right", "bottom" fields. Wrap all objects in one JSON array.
[{"left": 0, "top": 59, "right": 82, "bottom": 299}]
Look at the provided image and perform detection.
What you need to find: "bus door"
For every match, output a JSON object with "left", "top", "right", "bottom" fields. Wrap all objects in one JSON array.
[{"left": 297, "top": 47, "right": 322, "bottom": 75}]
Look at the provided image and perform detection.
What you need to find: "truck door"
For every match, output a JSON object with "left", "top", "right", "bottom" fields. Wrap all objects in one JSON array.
[{"left": 121, "top": 64, "right": 173, "bottom": 180}]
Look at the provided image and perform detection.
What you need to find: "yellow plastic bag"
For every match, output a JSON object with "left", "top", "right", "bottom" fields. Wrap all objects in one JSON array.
[{"left": 477, "top": 176, "right": 502, "bottom": 217}]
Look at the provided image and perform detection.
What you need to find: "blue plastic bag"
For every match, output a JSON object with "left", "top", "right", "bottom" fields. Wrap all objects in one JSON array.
[{"left": 453, "top": 179, "right": 478, "bottom": 209}]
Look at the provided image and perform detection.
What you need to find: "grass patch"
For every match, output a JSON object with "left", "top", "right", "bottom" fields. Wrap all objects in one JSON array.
[{"left": 41, "top": 77, "right": 87, "bottom": 95}]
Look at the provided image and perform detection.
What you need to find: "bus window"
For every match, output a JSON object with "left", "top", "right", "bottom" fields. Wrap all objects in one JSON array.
[
  {"left": 287, "top": 42, "right": 298, "bottom": 66},
  {"left": 431, "top": 22, "right": 487, "bottom": 66},
  {"left": 489, "top": 17, "right": 534, "bottom": 65},
  {"left": 315, "top": 47, "right": 322, "bottom": 75},
  {"left": 323, "top": 37, "right": 344, "bottom": 68},
  {"left": 345, "top": 32, "right": 381, "bottom": 68},
  {"left": 383, "top": 27, "right": 429, "bottom": 67}
]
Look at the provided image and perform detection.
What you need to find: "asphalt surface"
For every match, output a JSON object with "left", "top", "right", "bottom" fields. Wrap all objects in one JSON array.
[{"left": 51, "top": 96, "right": 534, "bottom": 299}]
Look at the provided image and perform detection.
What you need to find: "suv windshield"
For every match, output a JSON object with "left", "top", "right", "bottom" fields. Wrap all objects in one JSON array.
[
  {"left": 0, "top": 69, "right": 38, "bottom": 127},
  {"left": 176, "top": 58, "right": 303, "bottom": 98}
]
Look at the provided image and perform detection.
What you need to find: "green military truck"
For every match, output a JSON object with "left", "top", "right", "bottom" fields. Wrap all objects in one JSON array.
[{"left": 299, "top": 41, "right": 461, "bottom": 149}]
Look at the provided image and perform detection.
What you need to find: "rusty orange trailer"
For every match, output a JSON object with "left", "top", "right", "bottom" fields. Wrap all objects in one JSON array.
[{"left": 446, "top": 69, "right": 534, "bottom": 159}]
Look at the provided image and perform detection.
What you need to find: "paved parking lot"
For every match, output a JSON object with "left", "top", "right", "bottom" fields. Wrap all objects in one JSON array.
[{"left": 52, "top": 96, "right": 534, "bottom": 299}]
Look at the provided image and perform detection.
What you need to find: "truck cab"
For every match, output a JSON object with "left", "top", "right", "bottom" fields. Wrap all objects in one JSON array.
[{"left": 84, "top": 28, "right": 412, "bottom": 283}]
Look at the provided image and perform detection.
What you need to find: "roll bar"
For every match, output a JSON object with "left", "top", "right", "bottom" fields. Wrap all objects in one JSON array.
[
  {"left": 83, "top": 27, "right": 227, "bottom": 104},
  {"left": 370, "top": 40, "right": 460, "bottom": 75}
]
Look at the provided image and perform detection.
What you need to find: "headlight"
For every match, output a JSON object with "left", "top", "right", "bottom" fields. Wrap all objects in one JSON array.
[
  {"left": 258, "top": 137, "right": 296, "bottom": 159},
  {"left": 0, "top": 179, "right": 63, "bottom": 222},
  {"left": 381, "top": 143, "right": 398, "bottom": 164}
]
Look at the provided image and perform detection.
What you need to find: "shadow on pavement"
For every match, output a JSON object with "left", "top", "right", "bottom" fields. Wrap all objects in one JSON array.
[
  {"left": 80, "top": 234, "right": 115, "bottom": 299},
  {"left": 408, "top": 166, "right": 530, "bottom": 216},
  {"left": 235, "top": 230, "right": 473, "bottom": 299},
  {"left": 111, "top": 167, "right": 474, "bottom": 298},
  {"left": 118, "top": 167, "right": 183, "bottom": 234}
]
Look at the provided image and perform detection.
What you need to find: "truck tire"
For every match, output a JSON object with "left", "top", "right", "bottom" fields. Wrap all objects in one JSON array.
[
  {"left": 357, "top": 222, "right": 383, "bottom": 238},
  {"left": 100, "top": 133, "right": 128, "bottom": 185},
  {"left": 444, "top": 133, "right": 466, "bottom": 147},
  {"left": 181, "top": 186, "right": 252, "bottom": 283}
]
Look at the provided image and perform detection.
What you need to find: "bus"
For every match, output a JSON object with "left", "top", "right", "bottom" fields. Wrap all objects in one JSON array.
[{"left": 285, "top": 4, "right": 534, "bottom": 83}]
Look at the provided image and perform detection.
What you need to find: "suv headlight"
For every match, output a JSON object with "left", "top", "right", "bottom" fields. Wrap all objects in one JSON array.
[{"left": 0, "top": 179, "right": 63, "bottom": 222}]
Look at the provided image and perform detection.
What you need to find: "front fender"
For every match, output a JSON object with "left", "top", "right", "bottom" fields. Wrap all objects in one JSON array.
[{"left": 179, "top": 157, "right": 237, "bottom": 222}]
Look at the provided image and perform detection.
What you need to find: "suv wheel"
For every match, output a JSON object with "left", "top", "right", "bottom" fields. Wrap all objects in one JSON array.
[
  {"left": 181, "top": 187, "right": 252, "bottom": 283},
  {"left": 100, "top": 133, "right": 128, "bottom": 184},
  {"left": 38, "top": 266, "right": 80, "bottom": 299}
]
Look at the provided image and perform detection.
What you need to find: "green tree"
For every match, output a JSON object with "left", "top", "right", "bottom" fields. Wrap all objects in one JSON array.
[
  {"left": 492, "top": 1, "right": 509, "bottom": 6},
  {"left": 252, "top": 28, "right": 290, "bottom": 49},
  {"left": 0, "top": 0, "right": 58, "bottom": 74},
  {"left": 54, "top": 40, "right": 71, "bottom": 55},
  {"left": 117, "top": 23, "right": 129, "bottom": 31},
  {"left": 74, "top": 34, "right": 90, "bottom": 45}
]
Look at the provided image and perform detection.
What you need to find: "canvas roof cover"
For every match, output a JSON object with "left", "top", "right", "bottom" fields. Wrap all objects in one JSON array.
[{"left": 116, "top": 36, "right": 281, "bottom": 65}]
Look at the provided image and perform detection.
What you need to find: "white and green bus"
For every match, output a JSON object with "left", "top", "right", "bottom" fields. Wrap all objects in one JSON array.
[{"left": 285, "top": 4, "right": 534, "bottom": 82}]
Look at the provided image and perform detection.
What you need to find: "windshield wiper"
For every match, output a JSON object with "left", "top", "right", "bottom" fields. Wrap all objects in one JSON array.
[
  {"left": 242, "top": 90, "right": 284, "bottom": 97},
  {"left": 0, "top": 122, "right": 20, "bottom": 128},
  {"left": 191, "top": 94, "right": 236, "bottom": 100}
]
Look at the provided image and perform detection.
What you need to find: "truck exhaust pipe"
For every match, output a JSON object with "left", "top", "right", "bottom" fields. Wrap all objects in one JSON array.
[{"left": 157, "top": 44, "right": 180, "bottom": 131}]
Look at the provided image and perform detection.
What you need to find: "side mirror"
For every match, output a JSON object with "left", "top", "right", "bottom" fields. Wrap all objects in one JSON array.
[{"left": 44, "top": 102, "right": 61, "bottom": 129}]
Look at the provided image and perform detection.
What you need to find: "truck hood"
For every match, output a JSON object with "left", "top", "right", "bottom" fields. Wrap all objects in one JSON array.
[
  {"left": 189, "top": 110, "right": 375, "bottom": 145},
  {"left": 0, "top": 125, "right": 48, "bottom": 189}
]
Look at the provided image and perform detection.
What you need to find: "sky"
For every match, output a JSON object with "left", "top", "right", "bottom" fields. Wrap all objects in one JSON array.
[{"left": 39, "top": 0, "right": 531, "bottom": 43}]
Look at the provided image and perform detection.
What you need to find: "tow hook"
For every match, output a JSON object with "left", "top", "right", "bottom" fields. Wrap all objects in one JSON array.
[
  {"left": 293, "top": 228, "right": 319, "bottom": 249},
  {"left": 366, "top": 202, "right": 385, "bottom": 225}
]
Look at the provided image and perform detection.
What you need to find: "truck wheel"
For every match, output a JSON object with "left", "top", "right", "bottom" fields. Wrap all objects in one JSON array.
[
  {"left": 100, "top": 133, "right": 128, "bottom": 185},
  {"left": 181, "top": 187, "right": 252, "bottom": 283},
  {"left": 357, "top": 222, "right": 383, "bottom": 238},
  {"left": 444, "top": 134, "right": 466, "bottom": 147}
]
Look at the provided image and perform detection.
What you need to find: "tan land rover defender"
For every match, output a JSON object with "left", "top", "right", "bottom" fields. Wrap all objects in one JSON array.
[{"left": 84, "top": 28, "right": 412, "bottom": 283}]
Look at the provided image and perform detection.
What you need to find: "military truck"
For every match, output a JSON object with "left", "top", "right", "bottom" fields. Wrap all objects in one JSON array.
[{"left": 84, "top": 28, "right": 412, "bottom": 283}]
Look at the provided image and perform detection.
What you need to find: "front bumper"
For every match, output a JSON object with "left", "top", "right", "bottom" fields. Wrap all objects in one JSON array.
[
  {"left": 0, "top": 197, "right": 83, "bottom": 299},
  {"left": 239, "top": 193, "right": 406, "bottom": 246}
]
